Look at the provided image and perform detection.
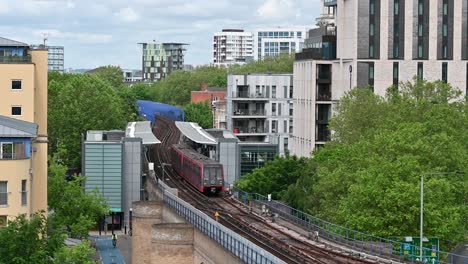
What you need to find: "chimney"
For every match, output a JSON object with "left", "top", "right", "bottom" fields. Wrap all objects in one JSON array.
[{"left": 201, "top": 83, "right": 208, "bottom": 91}]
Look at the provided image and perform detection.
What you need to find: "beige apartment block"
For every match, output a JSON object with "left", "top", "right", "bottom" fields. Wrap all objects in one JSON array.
[{"left": 0, "top": 37, "right": 48, "bottom": 225}]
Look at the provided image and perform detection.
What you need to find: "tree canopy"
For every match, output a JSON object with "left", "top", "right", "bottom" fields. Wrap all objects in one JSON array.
[
  {"left": 284, "top": 79, "right": 467, "bottom": 242},
  {"left": 87, "top": 65, "right": 124, "bottom": 88},
  {"left": 183, "top": 101, "right": 213, "bottom": 129},
  {"left": 48, "top": 72, "right": 128, "bottom": 168}
]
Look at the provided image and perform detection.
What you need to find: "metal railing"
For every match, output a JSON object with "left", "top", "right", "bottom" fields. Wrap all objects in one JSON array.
[
  {"left": 234, "top": 189, "right": 468, "bottom": 264},
  {"left": 232, "top": 91, "right": 267, "bottom": 99},
  {"left": 154, "top": 179, "right": 285, "bottom": 264},
  {"left": 233, "top": 126, "right": 266, "bottom": 134},
  {"left": 233, "top": 109, "right": 266, "bottom": 116}
]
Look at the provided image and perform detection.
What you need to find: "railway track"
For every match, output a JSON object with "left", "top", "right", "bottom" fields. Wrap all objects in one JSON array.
[{"left": 149, "top": 115, "right": 376, "bottom": 264}]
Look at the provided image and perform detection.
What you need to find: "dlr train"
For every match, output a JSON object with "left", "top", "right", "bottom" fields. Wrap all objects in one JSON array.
[{"left": 170, "top": 144, "right": 224, "bottom": 194}]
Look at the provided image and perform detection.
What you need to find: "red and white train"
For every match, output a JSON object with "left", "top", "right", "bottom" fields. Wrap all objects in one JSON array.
[{"left": 170, "top": 144, "right": 224, "bottom": 194}]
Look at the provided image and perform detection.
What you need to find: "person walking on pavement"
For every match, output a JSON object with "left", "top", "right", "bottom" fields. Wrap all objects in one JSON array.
[{"left": 112, "top": 233, "right": 117, "bottom": 248}]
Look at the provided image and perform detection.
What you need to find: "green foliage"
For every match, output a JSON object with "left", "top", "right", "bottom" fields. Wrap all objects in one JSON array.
[
  {"left": 183, "top": 101, "right": 213, "bottom": 129},
  {"left": 285, "top": 79, "right": 467, "bottom": 243},
  {"left": 235, "top": 155, "right": 309, "bottom": 200},
  {"left": 149, "top": 66, "right": 227, "bottom": 106},
  {"left": 87, "top": 65, "right": 124, "bottom": 88},
  {"left": 48, "top": 160, "right": 109, "bottom": 238},
  {"left": 53, "top": 240, "right": 97, "bottom": 264},
  {"left": 229, "top": 54, "right": 294, "bottom": 74},
  {"left": 0, "top": 213, "right": 62, "bottom": 264},
  {"left": 48, "top": 72, "right": 128, "bottom": 168}
]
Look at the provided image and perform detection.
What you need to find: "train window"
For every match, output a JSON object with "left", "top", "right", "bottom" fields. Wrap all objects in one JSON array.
[
  {"left": 204, "top": 169, "right": 209, "bottom": 180},
  {"left": 216, "top": 168, "right": 222, "bottom": 180}
]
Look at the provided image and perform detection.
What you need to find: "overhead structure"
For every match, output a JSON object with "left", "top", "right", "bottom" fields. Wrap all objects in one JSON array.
[
  {"left": 137, "top": 100, "right": 185, "bottom": 123},
  {"left": 126, "top": 121, "right": 161, "bottom": 145},
  {"left": 175, "top": 122, "right": 217, "bottom": 145}
]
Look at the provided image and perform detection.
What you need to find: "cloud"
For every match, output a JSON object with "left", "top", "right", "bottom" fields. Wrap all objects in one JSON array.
[
  {"left": 257, "top": 0, "right": 299, "bottom": 20},
  {"left": 114, "top": 7, "right": 140, "bottom": 22},
  {"left": 33, "top": 29, "right": 112, "bottom": 44}
]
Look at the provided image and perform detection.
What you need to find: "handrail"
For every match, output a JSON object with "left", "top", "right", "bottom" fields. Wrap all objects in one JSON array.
[
  {"left": 154, "top": 178, "right": 285, "bottom": 264},
  {"left": 234, "top": 189, "right": 468, "bottom": 264}
]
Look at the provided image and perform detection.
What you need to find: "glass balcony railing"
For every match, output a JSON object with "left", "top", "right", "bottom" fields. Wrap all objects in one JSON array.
[
  {"left": 233, "top": 126, "right": 266, "bottom": 134},
  {"left": 233, "top": 109, "right": 266, "bottom": 116},
  {"left": 0, "top": 55, "right": 32, "bottom": 64}
]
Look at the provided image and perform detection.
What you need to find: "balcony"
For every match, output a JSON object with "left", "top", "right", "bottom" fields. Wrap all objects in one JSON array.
[
  {"left": 317, "top": 84, "right": 332, "bottom": 101},
  {"left": 233, "top": 126, "right": 266, "bottom": 135},
  {"left": 231, "top": 91, "right": 268, "bottom": 100},
  {"left": 232, "top": 109, "right": 266, "bottom": 117},
  {"left": 316, "top": 124, "right": 331, "bottom": 142},
  {"left": 0, "top": 55, "right": 32, "bottom": 64}
]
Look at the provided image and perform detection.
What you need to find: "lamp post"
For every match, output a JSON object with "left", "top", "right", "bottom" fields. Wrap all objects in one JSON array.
[
  {"left": 129, "top": 208, "right": 133, "bottom": 236},
  {"left": 419, "top": 171, "right": 464, "bottom": 261},
  {"left": 161, "top": 163, "right": 172, "bottom": 182}
]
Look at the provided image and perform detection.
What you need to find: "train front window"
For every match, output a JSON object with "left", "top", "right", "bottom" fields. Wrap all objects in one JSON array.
[
  {"left": 204, "top": 170, "right": 209, "bottom": 180},
  {"left": 216, "top": 168, "right": 222, "bottom": 180}
]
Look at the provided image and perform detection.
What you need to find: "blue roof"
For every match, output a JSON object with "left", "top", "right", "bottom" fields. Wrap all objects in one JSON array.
[{"left": 137, "top": 100, "right": 185, "bottom": 123}]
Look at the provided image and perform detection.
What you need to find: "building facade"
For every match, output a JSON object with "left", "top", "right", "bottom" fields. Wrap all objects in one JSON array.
[
  {"left": 226, "top": 74, "right": 293, "bottom": 156},
  {"left": 213, "top": 29, "right": 254, "bottom": 67},
  {"left": 254, "top": 28, "right": 308, "bottom": 60},
  {"left": 31, "top": 45, "right": 64, "bottom": 72},
  {"left": 140, "top": 42, "right": 187, "bottom": 82},
  {"left": 291, "top": 0, "right": 468, "bottom": 157},
  {"left": 0, "top": 37, "right": 48, "bottom": 223},
  {"left": 123, "top": 69, "right": 143, "bottom": 84}
]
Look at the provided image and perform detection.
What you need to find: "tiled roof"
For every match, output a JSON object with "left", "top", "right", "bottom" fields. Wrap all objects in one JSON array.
[
  {"left": 0, "top": 115, "right": 37, "bottom": 137},
  {"left": 0, "top": 37, "right": 28, "bottom": 47}
]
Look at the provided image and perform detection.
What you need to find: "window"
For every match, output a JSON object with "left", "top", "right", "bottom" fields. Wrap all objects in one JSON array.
[
  {"left": 289, "top": 86, "right": 293, "bottom": 98},
  {"left": 418, "top": 44, "right": 423, "bottom": 58},
  {"left": 443, "top": 45, "right": 448, "bottom": 59},
  {"left": 11, "top": 80, "right": 22, "bottom": 90},
  {"left": 443, "top": 24, "right": 448, "bottom": 37},
  {"left": 418, "top": 1, "right": 424, "bottom": 15},
  {"left": 393, "top": 62, "right": 399, "bottom": 86},
  {"left": 442, "top": 62, "right": 448, "bottom": 83},
  {"left": 272, "top": 85, "right": 276, "bottom": 98},
  {"left": 369, "top": 44, "right": 374, "bottom": 58},
  {"left": 443, "top": 2, "right": 448, "bottom": 15},
  {"left": 418, "top": 25, "right": 423, "bottom": 36},
  {"left": 394, "top": 1, "right": 399, "bottom": 15},
  {"left": 394, "top": 23, "right": 399, "bottom": 37},
  {"left": 417, "top": 62, "right": 424, "bottom": 79},
  {"left": 21, "top": 180, "right": 27, "bottom": 205},
  {"left": 272, "top": 120, "right": 277, "bottom": 133},
  {"left": 1, "top": 143, "right": 13, "bottom": 159},
  {"left": 394, "top": 44, "right": 399, "bottom": 58},
  {"left": 370, "top": 0, "right": 375, "bottom": 15},
  {"left": 369, "top": 64, "right": 374, "bottom": 79},
  {"left": 283, "top": 86, "right": 288, "bottom": 98},
  {"left": 272, "top": 103, "right": 276, "bottom": 115},
  {"left": 284, "top": 120, "right": 287, "bottom": 133},
  {"left": 0, "top": 182, "right": 7, "bottom": 206},
  {"left": 370, "top": 23, "right": 375, "bottom": 36}
]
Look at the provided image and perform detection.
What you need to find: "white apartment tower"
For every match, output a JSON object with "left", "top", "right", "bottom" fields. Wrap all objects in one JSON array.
[
  {"left": 226, "top": 74, "right": 293, "bottom": 156},
  {"left": 213, "top": 29, "right": 253, "bottom": 67},
  {"left": 254, "top": 27, "right": 308, "bottom": 60},
  {"left": 291, "top": 0, "right": 468, "bottom": 157}
]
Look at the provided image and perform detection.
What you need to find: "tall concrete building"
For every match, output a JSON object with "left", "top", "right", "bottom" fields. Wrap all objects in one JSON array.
[
  {"left": 291, "top": 0, "right": 468, "bottom": 157},
  {"left": 0, "top": 37, "right": 48, "bottom": 224},
  {"left": 254, "top": 27, "right": 308, "bottom": 60},
  {"left": 226, "top": 74, "right": 293, "bottom": 156},
  {"left": 213, "top": 29, "right": 254, "bottom": 67},
  {"left": 140, "top": 42, "right": 188, "bottom": 82}
]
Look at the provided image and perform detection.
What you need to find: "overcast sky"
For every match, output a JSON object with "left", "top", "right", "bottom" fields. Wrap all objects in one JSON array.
[{"left": 0, "top": 0, "right": 321, "bottom": 69}]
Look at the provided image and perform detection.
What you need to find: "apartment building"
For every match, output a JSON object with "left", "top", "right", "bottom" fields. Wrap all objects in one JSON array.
[
  {"left": 0, "top": 37, "right": 48, "bottom": 224},
  {"left": 226, "top": 74, "right": 293, "bottom": 156},
  {"left": 140, "top": 42, "right": 188, "bottom": 82},
  {"left": 254, "top": 27, "right": 308, "bottom": 60},
  {"left": 213, "top": 29, "right": 254, "bottom": 67},
  {"left": 291, "top": 0, "right": 468, "bottom": 157}
]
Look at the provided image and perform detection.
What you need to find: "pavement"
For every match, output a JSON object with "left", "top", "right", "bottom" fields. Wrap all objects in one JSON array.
[{"left": 90, "top": 230, "right": 132, "bottom": 264}]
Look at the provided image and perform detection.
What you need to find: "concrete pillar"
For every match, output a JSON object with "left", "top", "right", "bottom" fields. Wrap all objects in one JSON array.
[
  {"left": 132, "top": 201, "right": 163, "bottom": 264},
  {"left": 151, "top": 223, "right": 194, "bottom": 264}
]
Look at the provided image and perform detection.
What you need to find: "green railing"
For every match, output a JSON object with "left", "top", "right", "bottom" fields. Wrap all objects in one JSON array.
[{"left": 0, "top": 55, "right": 32, "bottom": 63}]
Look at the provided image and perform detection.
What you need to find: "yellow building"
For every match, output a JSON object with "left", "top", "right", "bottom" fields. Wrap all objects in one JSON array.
[{"left": 0, "top": 37, "right": 48, "bottom": 225}]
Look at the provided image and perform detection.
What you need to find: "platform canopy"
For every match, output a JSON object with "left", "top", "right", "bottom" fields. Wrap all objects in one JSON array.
[
  {"left": 125, "top": 121, "right": 161, "bottom": 145},
  {"left": 175, "top": 121, "right": 217, "bottom": 145}
]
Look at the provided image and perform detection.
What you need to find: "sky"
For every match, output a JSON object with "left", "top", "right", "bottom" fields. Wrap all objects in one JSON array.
[{"left": 0, "top": 0, "right": 321, "bottom": 69}]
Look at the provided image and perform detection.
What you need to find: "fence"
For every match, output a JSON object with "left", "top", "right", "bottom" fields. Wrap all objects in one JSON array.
[
  {"left": 234, "top": 189, "right": 468, "bottom": 264},
  {"left": 154, "top": 178, "right": 285, "bottom": 264}
]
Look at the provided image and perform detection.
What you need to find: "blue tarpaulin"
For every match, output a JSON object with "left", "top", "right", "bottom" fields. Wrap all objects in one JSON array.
[{"left": 136, "top": 100, "right": 185, "bottom": 124}]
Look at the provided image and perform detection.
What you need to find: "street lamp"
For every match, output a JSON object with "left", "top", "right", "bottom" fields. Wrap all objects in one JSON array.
[{"left": 419, "top": 171, "right": 464, "bottom": 261}]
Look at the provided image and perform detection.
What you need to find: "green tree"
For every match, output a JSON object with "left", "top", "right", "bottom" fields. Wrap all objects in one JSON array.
[
  {"left": 48, "top": 160, "right": 109, "bottom": 238},
  {"left": 87, "top": 65, "right": 124, "bottom": 88},
  {"left": 48, "top": 72, "right": 128, "bottom": 168},
  {"left": 53, "top": 240, "right": 97, "bottom": 264},
  {"left": 183, "top": 101, "right": 213, "bottom": 129},
  {"left": 236, "top": 155, "right": 309, "bottom": 200},
  {"left": 229, "top": 54, "right": 294, "bottom": 74},
  {"left": 286, "top": 79, "right": 467, "bottom": 243}
]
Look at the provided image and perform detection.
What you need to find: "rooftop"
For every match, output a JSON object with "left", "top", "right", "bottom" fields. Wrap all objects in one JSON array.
[
  {"left": 0, "top": 115, "right": 37, "bottom": 138},
  {"left": 0, "top": 37, "right": 28, "bottom": 47}
]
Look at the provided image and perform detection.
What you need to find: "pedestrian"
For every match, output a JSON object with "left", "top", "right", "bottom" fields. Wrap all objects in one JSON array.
[{"left": 112, "top": 233, "right": 117, "bottom": 248}]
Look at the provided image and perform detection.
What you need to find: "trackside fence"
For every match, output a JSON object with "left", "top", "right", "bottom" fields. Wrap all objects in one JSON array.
[
  {"left": 234, "top": 189, "right": 468, "bottom": 264},
  {"left": 152, "top": 177, "right": 286, "bottom": 264}
]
